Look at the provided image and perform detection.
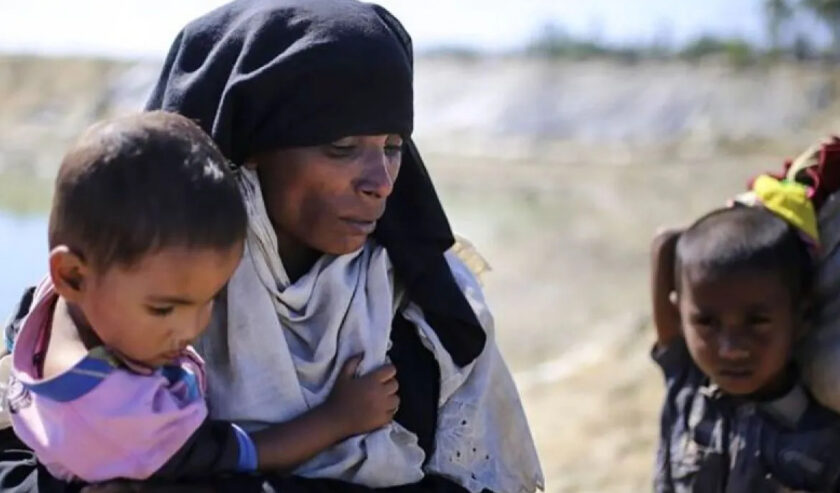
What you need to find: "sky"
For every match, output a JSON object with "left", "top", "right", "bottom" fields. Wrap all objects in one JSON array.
[{"left": 0, "top": 0, "right": 799, "bottom": 60}]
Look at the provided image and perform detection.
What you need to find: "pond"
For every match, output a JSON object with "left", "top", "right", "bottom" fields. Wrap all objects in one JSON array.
[{"left": 0, "top": 211, "right": 47, "bottom": 318}]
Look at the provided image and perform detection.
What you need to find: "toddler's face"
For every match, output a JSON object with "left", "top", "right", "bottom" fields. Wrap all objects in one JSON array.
[
  {"left": 74, "top": 244, "right": 242, "bottom": 368},
  {"left": 678, "top": 268, "right": 800, "bottom": 396}
]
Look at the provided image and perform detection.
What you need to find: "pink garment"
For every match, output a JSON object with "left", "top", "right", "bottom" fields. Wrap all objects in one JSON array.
[{"left": 9, "top": 280, "right": 208, "bottom": 482}]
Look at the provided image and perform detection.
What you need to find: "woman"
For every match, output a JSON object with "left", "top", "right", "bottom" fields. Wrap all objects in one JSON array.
[{"left": 0, "top": 0, "right": 542, "bottom": 491}]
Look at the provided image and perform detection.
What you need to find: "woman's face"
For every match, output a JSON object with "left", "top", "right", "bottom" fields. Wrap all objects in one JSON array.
[{"left": 253, "top": 134, "right": 403, "bottom": 257}]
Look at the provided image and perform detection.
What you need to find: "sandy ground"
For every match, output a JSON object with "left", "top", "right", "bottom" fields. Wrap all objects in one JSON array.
[{"left": 519, "top": 322, "right": 662, "bottom": 492}]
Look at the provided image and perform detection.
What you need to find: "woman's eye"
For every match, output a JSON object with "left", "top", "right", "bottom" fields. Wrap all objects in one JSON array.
[
  {"left": 384, "top": 144, "right": 403, "bottom": 156},
  {"left": 146, "top": 305, "right": 174, "bottom": 317},
  {"left": 330, "top": 143, "right": 355, "bottom": 151},
  {"left": 326, "top": 144, "right": 356, "bottom": 158}
]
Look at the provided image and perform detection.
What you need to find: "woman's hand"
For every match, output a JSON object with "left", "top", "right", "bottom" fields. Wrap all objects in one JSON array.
[{"left": 324, "top": 356, "right": 400, "bottom": 437}]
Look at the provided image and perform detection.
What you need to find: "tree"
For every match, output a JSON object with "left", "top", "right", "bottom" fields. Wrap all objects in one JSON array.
[
  {"left": 800, "top": 0, "right": 840, "bottom": 56},
  {"left": 765, "top": 0, "right": 794, "bottom": 52}
]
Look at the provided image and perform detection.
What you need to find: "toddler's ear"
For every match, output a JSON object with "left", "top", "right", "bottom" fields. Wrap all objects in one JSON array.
[{"left": 49, "top": 246, "right": 89, "bottom": 303}]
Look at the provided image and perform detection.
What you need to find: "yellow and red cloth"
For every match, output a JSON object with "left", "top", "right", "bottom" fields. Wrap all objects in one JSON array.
[
  {"left": 734, "top": 174, "right": 819, "bottom": 247},
  {"left": 733, "top": 136, "right": 840, "bottom": 251}
]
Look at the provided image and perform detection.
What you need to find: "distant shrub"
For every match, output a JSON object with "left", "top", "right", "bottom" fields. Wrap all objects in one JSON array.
[{"left": 679, "top": 36, "right": 756, "bottom": 67}]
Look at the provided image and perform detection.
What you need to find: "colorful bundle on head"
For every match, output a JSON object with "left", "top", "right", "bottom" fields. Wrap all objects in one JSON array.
[
  {"left": 733, "top": 174, "right": 819, "bottom": 250},
  {"left": 781, "top": 136, "right": 840, "bottom": 211},
  {"left": 733, "top": 136, "right": 840, "bottom": 253}
]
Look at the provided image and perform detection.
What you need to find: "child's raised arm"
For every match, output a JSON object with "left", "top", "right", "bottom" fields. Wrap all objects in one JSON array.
[{"left": 651, "top": 229, "right": 682, "bottom": 348}]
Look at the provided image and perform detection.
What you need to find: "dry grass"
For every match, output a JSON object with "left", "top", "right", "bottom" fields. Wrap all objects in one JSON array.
[
  {"left": 520, "top": 322, "right": 663, "bottom": 492},
  {"left": 0, "top": 172, "right": 53, "bottom": 214}
]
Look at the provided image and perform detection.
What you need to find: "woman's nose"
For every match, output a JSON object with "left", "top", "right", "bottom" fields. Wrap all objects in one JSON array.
[{"left": 357, "top": 150, "right": 396, "bottom": 199}]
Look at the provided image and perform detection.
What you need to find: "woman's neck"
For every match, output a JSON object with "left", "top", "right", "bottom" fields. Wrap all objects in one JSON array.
[{"left": 275, "top": 231, "right": 322, "bottom": 283}]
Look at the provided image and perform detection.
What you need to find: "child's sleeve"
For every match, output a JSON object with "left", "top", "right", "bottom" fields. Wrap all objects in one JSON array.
[
  {"left": 149, "top": 418, "right": 258, "bottom": 480},
  {"left": 11, "top": 367, "right": 257, "bottom": 483},
  {"left": 650, "top": 339, "right": 707, "bottom": 492},
  {"left": 651, "top": 337, "right": 695, "bottom": 385}
]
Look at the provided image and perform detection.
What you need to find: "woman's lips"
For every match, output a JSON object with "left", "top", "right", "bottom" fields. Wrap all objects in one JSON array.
[{"left": 341, "top": 217, "right": 377, "bottom": 235}]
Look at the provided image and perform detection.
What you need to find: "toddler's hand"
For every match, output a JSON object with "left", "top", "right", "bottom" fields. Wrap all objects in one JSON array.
[{"left": 324, "top": 355, "right": 399, "bottom": 437}]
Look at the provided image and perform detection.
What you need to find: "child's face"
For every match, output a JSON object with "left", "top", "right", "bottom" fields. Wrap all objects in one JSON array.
[
  {"left": 69, "top": 244, "right": 242, "bottom": 368},
  {"left": 678, "top": 268, "right": 800, "bottom": 396}
]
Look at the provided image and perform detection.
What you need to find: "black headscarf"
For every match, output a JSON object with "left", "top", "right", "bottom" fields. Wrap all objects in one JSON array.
[{"left": 146, "top": 0, "right": 485, "bottom": 366}]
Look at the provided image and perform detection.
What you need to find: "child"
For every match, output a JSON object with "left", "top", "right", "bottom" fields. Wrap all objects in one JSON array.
[
  {"left": 651, "top": 196, "right": 840, "bottom": 491},
  {"left": 6, "top": 112, "right": 400, "bottom": 484}
]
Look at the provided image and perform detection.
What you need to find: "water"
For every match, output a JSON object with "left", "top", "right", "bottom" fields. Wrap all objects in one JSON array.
[{"left": 0, "top": 211, "right": 47, "bottom": 317}]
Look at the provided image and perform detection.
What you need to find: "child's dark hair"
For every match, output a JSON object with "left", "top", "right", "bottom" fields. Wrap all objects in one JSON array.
[
  {"left": 675, "top": 205, "right": 813, "bottom": 300},
  {"left": 48, "top": 111, "right": 247, "bottom": 270}
]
